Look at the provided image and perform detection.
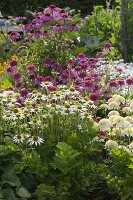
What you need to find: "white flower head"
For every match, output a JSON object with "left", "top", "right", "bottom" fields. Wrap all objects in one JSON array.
[
  {"left": 108, "top": 110, "right": 120, "bottom": 117},
  {"left": 13, "top": 134, "right": 25, "bottom": 143},
  {"left": 28, "top": 136, "right": 44, "bottom": 146},
  {"left": 99, "top": 118, "right": 111, "bottom": 131},
  {"left": 105, "top": 140, "right": 118, "bottom": 149}
]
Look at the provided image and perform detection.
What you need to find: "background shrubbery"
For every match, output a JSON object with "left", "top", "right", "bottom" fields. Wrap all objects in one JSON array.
[{"left": 0, "top": 0, "right": 110, "bottom": 16}]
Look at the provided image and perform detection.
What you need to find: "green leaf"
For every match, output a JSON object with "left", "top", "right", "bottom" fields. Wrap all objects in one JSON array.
[
  {"left": 16, "top": 187, "right": 31, "bottom": 198},
  {"left": 2, "top": 172, "right": 21, "bottom": 187},
  {"left": 2, "top": 188, "right": 16, "bottom": 200},
  {"left": 80, "top": 35, "right": 103, "bottom": 46},
  {"left": 0, "top": 145, "right": 12, "bottom": 156}
]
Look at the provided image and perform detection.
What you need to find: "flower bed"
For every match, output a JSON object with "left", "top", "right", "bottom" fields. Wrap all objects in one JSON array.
[{"left": 0, "top": 5, "right": 133, "bottom": 200}]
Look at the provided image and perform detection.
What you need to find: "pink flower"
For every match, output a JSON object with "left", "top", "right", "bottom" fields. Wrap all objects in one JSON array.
[
  {"left": 126, "top": 78, "right": 133, "bottom": 85},
  {"left": 108, "top": 81, "right": 118, "bottom": 88},
  {"left": 96, "top": 52, "right": 106, "bottom": 58},
  {"left": 20, "top": 89, "right": 28, "bottom": 97},
  {"left": 8, "top": 32, "right": 21, "bottom": 41},
  {"left": 117, "top": 79, "right": 125, "bottom": 86},
  {"left": 77, "top": 53, "right": 85, "bottom": 60},
  {"left": 14, "top": 72, "right": 23, "bottom": 81},
  {"left": 27, "top": 64, "right": 37, "bottom": 75},
  {"left": 89, "top": 93, "right": 100, "bottom": 101},
  {"left": 10, "top": 60, "right": 18, "bottom": 67},
  {"left": 103, "top": 41, "right": 112, "bottom": 51},
  {"left": 74, "top": 66, "right": 82, "bottom": 72},
  {"left": 7, "top": 67, "right": 15, "bottom": 74},
  {"left": 84, "top": 80, "right": 94, "bottom": 91},
  {"left": 67, "top": 23, "right": 80, "bottom": 31},
  {"left": 48, "top": 85, "right": 57, "bottom": 92}
]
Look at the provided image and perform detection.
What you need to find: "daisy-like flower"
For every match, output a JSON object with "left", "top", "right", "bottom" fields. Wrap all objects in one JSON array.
[
  {"left": 28, "top": 136, "right": 44, "bottom": 146},
  {"left": 13, "top": 134, "right": 25, "bottom": 143},
  {"left": 40, "top": 81, "right": 53, "bottom": 88}
]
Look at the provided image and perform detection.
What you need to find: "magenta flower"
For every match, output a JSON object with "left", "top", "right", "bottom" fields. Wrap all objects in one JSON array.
[
  {"left": 67, "top": 23, "right": 80, "bottom": 31},
  {"left": 96, "top": 52, "right": 106, "bottom": 58},
  {"left": 14, "top": 72, "right": 23, "bottom": 81},
  {"left": 44, "top": 58, "right": 52, "bottom": 67},
  {"left": 58, "top": 14, "right": 72, "bottom": 22},
  {"left": 8, "top": 32, "right": 21, "bottom": 41},
  {"left": 74, "top": 66, "right": 82, "bottom": 72},
  {"left": 89, "top": 93, "right": 100, "bottom": 101},
  {"left": 10, "top": 60, "right": 18, "bottom": 67},
  {"left": 20, "top": 89, "right": 28, "bottom": 97},
  {"left": 77, "top": 53, "right": 85, "bottom": 60},
  {"left": 79, "top": 71, "right": 86, "bottom": 78},
  {"left": 35, "top": 76, "right": 45, "bottom": 84},
  {"left": 117, "top": 79, "right": 125, "bottom": 86},
  {"left": 103, "top": 41, "right": 112, "bottom": 51},
  {"left": 75, "top": 78, "right": 82, "bottom": 85},
  {"left": 84, "top": 80, "right": 94, "bottom": 91},
  {"left": 7, "top": 67, "right": 15, "bottom": 74},
  {"left": 48, "top": 85, "right": 57, "bottom": 92},
  {"left": 126, "top": 78, "right": 133, "bottom": 85},
  {"left": 88, "top": 58, "right": 98, "bottom": 64},
  {"left": 116, "top": 68, "right": 123, "bottom": 73},
  {"left": 15, "top": 82, "right": 24, "bottom": 89},
  {"left": 59, "top": 72, "right": 69, "bottom": 81},
  {"left": 52, "top": 24, "right": 65, "bottom": 32},
  {"left": 44, "top": 76, "right": 53, "bottom": 82},
  {"left": 27, "top": 64, "right": 37, "bottom": 75},
  {"left": 108, "top": 81, "right": 118, "bottom": 88}
]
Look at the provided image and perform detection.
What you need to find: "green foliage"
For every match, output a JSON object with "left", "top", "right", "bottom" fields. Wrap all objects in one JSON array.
[
  {"left": 79, "top": 5, "right": 122, "bottom": 59},
  {"left": 105, "top": 149, "right": 133, "bottom": 200},
  {"left": 0, "top": 0, "right": 107, "bottom": 16}
]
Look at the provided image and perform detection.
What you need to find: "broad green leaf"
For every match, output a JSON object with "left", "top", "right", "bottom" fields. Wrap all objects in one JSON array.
[
  {"left": 80, "top": 35, "right": 103, "bottom": 46},
  {"left": 16, "top": 187, "right": 31, "bottom": 198}
]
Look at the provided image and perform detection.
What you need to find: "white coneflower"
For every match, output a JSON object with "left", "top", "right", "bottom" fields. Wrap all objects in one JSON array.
[
  {"left": 13, "top": 134, "right": 25, "bottom": 143},
  {"left": 40, "top": 81, "right": 53, "bottom": 88},
  {"left": 3, "top": 113, "right": 15, "bottom": 120},
  {"left": 115, "top": 96, "right": 125, "bottom": 104},
  {"left": 125, "top": 116, "right": 133, "bottom": 124},
  {"left": 108, "top": 101, "right": 120, "bottom": 110},
  {"left": 108, "top": 110, "right": 120, "bottom": 117},
  {"left": 99, "top": 104, "right": 109, "bottom": 110},
  {"left": 99, "top": 118, "right": 111, "bottom": 131},
  {"left": 122, "top": 107, "right": 132, "bottom": 114},
  {"left": 128, "top": 142, "right": 133, "bottom": 151},
  {"left": 105, "top": 140, "right": 118, "bottom": 149},
  {"left": 113, "top": 116, "right": 126, "bottom": 128},
  {"left": 122, "top": 128, "right": 133, "bottom": 137},
  {"left": 28, "top": 136, "right": 44, "bottom": 146}
]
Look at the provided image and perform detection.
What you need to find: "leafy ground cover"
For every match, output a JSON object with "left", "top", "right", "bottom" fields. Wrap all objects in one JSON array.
[{"left": 0, "top": 4, "right": 133, "bottom": 200}]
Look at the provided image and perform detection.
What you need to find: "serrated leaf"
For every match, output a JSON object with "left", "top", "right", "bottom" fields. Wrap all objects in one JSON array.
[{"left": 16, "top": 187, "right": 31, "bottom": 198}]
